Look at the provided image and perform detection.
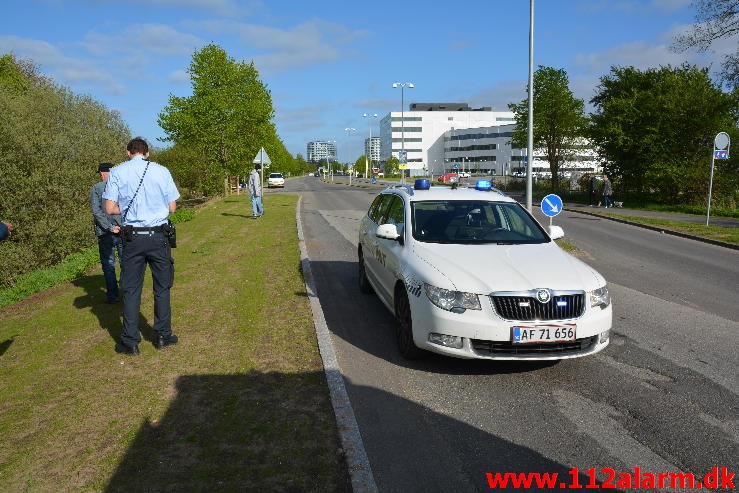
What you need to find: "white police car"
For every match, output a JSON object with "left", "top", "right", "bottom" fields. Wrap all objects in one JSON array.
[{"left": 358, "top": 179, "right": 612, "bottom": 360}]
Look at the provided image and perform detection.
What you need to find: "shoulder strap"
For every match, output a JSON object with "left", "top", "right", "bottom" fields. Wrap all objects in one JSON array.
[{"left": 122, "top": 160, "right": 151, "bottom": 224}]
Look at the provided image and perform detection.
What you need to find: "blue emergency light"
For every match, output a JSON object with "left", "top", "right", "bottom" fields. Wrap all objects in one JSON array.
[
  {"left": 414, "top": 179, "right": 431, "bottom": 190},
  {"left": 475, "top": 180, "right": 492, "bottom": 191}
]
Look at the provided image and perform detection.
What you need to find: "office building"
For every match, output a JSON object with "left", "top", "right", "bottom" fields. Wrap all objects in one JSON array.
[
  {"left": 307, "top": 140, "right": 337, "bottom": 164},
  {"left": 379, "top": 103, "right": 515, "bottom": 176}
]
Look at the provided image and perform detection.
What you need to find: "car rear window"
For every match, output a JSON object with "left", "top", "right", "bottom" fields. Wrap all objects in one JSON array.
[{"left": 269, "top": 173, "right": 283, "bottom": 178}]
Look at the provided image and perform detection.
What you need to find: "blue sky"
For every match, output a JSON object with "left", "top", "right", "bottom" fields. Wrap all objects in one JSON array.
[{"left": 1, "top": 0, "right": 734, "bottom": 161}]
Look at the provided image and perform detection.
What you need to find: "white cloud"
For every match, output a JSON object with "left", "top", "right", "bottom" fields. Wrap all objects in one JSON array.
[
  {"left": 573, "top": 41, "right": 690, "bottom": 74},
  {"left": 83, "top": 0, "right": 259, "bottom": 17},
  {"left": 0, "top": 35, "right": 123, "bottom": 92},
  {"left": 195, "top": 19, "right": 369, "bottom": 74},
  {"left": 168, "top": 69, "right": 190, "bottom": 84},
  {"left": 81, "top": 24, "right": 203, "bottom": 57}
]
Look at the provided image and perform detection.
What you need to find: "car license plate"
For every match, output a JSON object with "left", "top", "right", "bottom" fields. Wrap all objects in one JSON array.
[{"left": 511, "top": 324, "right": 576, "bottom": 344}]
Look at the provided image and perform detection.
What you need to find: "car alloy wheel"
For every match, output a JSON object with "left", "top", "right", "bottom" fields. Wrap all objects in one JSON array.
[{"left": 395, "top": 287, "right": 423, "bottom": 359}]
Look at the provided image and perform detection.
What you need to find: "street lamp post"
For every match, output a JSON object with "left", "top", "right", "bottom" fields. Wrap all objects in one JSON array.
[
  {"left": 344, "top": 127, "right": 356, "bottom": 185},
  {"left": 362, "top": 113, "right": 378, "bottom": 180},
  {"left": 392, "top": 82, "right": 414, "bottom": 183}
]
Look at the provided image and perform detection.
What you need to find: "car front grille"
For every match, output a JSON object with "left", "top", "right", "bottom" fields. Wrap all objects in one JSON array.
[
  {"left": 471, "top": 335, "right": 598, "bottom": 356},
  {"left": 491, "top": 293, "right": 585, "bottom": 321}
]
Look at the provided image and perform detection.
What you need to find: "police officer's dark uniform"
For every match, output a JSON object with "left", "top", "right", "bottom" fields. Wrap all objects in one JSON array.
[{"left": 103, "top": 137, "right": 180, "bottom": 355}]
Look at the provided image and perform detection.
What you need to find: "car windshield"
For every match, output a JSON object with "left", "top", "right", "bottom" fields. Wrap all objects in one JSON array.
[
  {"left": 269, "top": 173, "right": 283, "bottom": 178},
  {"left": 411, "top": 200, "right": 549, "bottom": 244}
]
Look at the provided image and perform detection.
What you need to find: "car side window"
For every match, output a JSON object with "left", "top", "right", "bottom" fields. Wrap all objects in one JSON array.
[
  {"left": 384, "top": 196, "right": 405, "bottom": 231},
  {"left": 368, "top": 195, "right": 387, "bottom": 223}
]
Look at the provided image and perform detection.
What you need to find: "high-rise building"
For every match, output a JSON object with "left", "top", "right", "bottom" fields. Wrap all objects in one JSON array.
[
  {"left": 364, "top": 136, "right": 380, "bottom": 165},
  {"left": 307, "top": 140, "right": 337, "bottom": 164}
]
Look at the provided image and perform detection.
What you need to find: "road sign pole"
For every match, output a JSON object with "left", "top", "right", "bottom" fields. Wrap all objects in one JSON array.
[
  {"left": 707, "top": 132, "right": 731, "bottom": 226},
  {"left": 706, "top": 151, "right": 715, "bottom": 226}
]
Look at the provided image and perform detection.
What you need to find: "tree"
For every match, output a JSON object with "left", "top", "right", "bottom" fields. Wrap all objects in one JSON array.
[
  {"left": 672, "top": 0, "right": 739, "bottom": 90},
  {"left": 384, "top": 156, "right": 399, "bottom": 175},
  {"left": 158, "top": 44, "right": 275, "bottom": 181},
  {"left": 589, "top": 64, "right": 738, "bottom": 203},
  {"left": 508, "top": 66, "right": 588, "bottom": 189}
]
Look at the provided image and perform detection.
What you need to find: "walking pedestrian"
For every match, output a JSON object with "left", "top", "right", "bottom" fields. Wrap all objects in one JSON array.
[
  {"left": 588, "top": 174, "right": 598, "bottom": 206},
  {"left": 602, "top": 175, "right": 613, "bottom": 208},
  {"left": 90, "top": 163, "right": 123, "bottom": 303},
  {"left": 103, "top": 137, "right": 180, "bottom": 356},
  {"left": 248, "top": 163, "right": 264, "bottom": 218}
]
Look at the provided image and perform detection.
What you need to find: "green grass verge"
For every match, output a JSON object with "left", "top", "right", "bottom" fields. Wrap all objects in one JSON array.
[
  {"left": 0, "top": 194, "right": 350, "bottom": 492},
  {"left": 595, "top": 212, "right": 739, "bottom": 244},
  {"left": 0, "top": 209, "right": 196, "bottom": 310}
]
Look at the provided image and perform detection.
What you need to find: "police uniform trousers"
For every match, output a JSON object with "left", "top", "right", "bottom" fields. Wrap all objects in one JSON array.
[{"left": 119, "top": 230, "right": 174, "bottom": 347}]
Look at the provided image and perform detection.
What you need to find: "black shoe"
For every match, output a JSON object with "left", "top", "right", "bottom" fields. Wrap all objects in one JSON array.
[
  {"left": 115, "top": 342, "right": 140, "bottom": 356},
  {"left": 155, "top": 333, "right": 179, "bottom": 350}
]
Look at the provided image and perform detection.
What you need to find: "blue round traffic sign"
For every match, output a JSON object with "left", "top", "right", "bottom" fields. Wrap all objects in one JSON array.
[{"left": 541, "top": 194, "right": 563, "bottom": 217}]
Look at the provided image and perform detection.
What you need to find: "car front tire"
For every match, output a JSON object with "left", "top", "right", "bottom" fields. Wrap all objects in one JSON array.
[{"left": 395, "top": 286, "right": 423, "bottom": 360}]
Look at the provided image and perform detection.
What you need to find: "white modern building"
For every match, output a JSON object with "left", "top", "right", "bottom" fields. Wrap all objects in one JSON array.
[
  {"left": 364, "top": 136, "right": 380, "bottom": 165},
  {"left": 306, "top": 140, "right": 337, "bottom": 164},
  {"left": 377, "top": 102, "right": 601, "bottom": 178},
  {"left": 379, "top": 103, "right": 516, "bottom": 176}
]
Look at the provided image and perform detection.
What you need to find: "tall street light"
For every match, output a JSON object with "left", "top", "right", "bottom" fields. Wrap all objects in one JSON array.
[
  {"left": 392, "top": 82, "right": 414, "bottom": 183},
  {"left": 344, "top": 127, "right": 356, "bottom": 184},
  {"left": 362, "top": 113, "right": 378, "bottom": 179}
]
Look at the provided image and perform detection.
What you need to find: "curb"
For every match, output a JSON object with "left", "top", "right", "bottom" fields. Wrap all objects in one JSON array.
[
  {"left": 295, "top": 196, "right": 379, "bottom": 493},
  {"left": 564, "top": 206, "right": 739, "bottom": 251}
]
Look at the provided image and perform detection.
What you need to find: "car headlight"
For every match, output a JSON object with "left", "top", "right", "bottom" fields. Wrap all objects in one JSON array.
[
  {"left": 589, "top": 285, "right": 611, "bottom": 308},
  {"left": 424, "top": 283, "right": 481, "bottom": 312}
]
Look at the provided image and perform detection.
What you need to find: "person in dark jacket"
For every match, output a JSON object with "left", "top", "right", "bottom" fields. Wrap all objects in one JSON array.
[{"left": 90, "top": 163, "right": 123, "bottom": 303}]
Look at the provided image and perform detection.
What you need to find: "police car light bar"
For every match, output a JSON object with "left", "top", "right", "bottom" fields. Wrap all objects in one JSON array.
[
  {"left": 475, "top": 180, "right": 492, "bottom": 191},
  {"left": 414, "top": 179, "right": 430, "bottom": 190}
]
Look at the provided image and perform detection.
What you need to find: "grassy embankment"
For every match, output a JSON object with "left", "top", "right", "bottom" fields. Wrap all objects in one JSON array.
[{"left": 0, "top": 193, "right": 350, "bottom": 492}]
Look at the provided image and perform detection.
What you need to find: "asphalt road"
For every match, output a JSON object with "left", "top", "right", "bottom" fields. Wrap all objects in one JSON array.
[{"left": 287, "top": 176, "right": 738, "bottom": 492}]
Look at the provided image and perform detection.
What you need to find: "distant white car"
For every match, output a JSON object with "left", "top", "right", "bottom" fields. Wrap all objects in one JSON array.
[
  {"left": 267, "top": 173, "right": 285, "bottom": 188},
  {"left": 458, "top": 172, "right": 471, "bottom": 178},
  {"left": 358, "top": 179, "right": 612, "bottom": 360}
]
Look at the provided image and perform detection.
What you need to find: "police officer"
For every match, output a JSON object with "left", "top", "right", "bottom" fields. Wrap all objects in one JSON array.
[{"left": 103, "top": 137, "right": 180, "bottom": 355}]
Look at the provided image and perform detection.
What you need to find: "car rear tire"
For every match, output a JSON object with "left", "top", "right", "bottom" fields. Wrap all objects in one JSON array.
[
  {"left": 395, "top": 287, "right": 423, "bottom": 360},
  {"left": 358, "top": 249, "right": 374, "bottom": 294}
]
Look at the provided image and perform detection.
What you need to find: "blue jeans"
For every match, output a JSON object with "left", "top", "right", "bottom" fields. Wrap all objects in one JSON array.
[
  {"left": 251, "top": 195, "right": 264, "bottom": 217},
  {"left": 602, "top": 195, "right": 613, "bottom": 208},
  {"left": 98, "top": 233, "right": 123, "bottom": 301}
]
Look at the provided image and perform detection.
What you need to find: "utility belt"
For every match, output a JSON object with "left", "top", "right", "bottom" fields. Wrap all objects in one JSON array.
[{"left": 122, "top": 222, "right": 176, "bottom": 247}]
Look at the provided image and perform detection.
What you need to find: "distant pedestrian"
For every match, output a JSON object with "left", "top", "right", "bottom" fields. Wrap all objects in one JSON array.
[
  {"left": 601, "top": 175, "right": 613, "bottom": 208},
  {"left": 248, "top": 163, "right": 264, "bottom": 218},
  {"left": 90, "top": 163, "right": 123, "bottom": 303},
  {"left": 588, "top": 174, "right": 598, "bottom": 206},
  {"left": 0, "top": 220, "right": 12, "bottom": 241},
  {"left": 103, "top": 137, "right": 180, "bottom": 356}
]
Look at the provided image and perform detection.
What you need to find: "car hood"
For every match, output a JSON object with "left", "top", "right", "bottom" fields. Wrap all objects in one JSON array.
[{"left": 411, "top": 242, "right": 605, "bottom": 294}]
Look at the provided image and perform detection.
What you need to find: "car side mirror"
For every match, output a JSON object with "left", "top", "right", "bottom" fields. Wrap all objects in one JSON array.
[
  {"left": 549, "top": 225, "right": 565, "bottom": 240},
  {"left": 376, "top": 223, "right": 403, "bottom": 243}
]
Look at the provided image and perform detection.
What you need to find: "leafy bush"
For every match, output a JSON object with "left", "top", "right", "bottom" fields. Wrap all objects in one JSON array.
[{"left": 0, "top": 54, "right": 130, "bottom": 288}]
